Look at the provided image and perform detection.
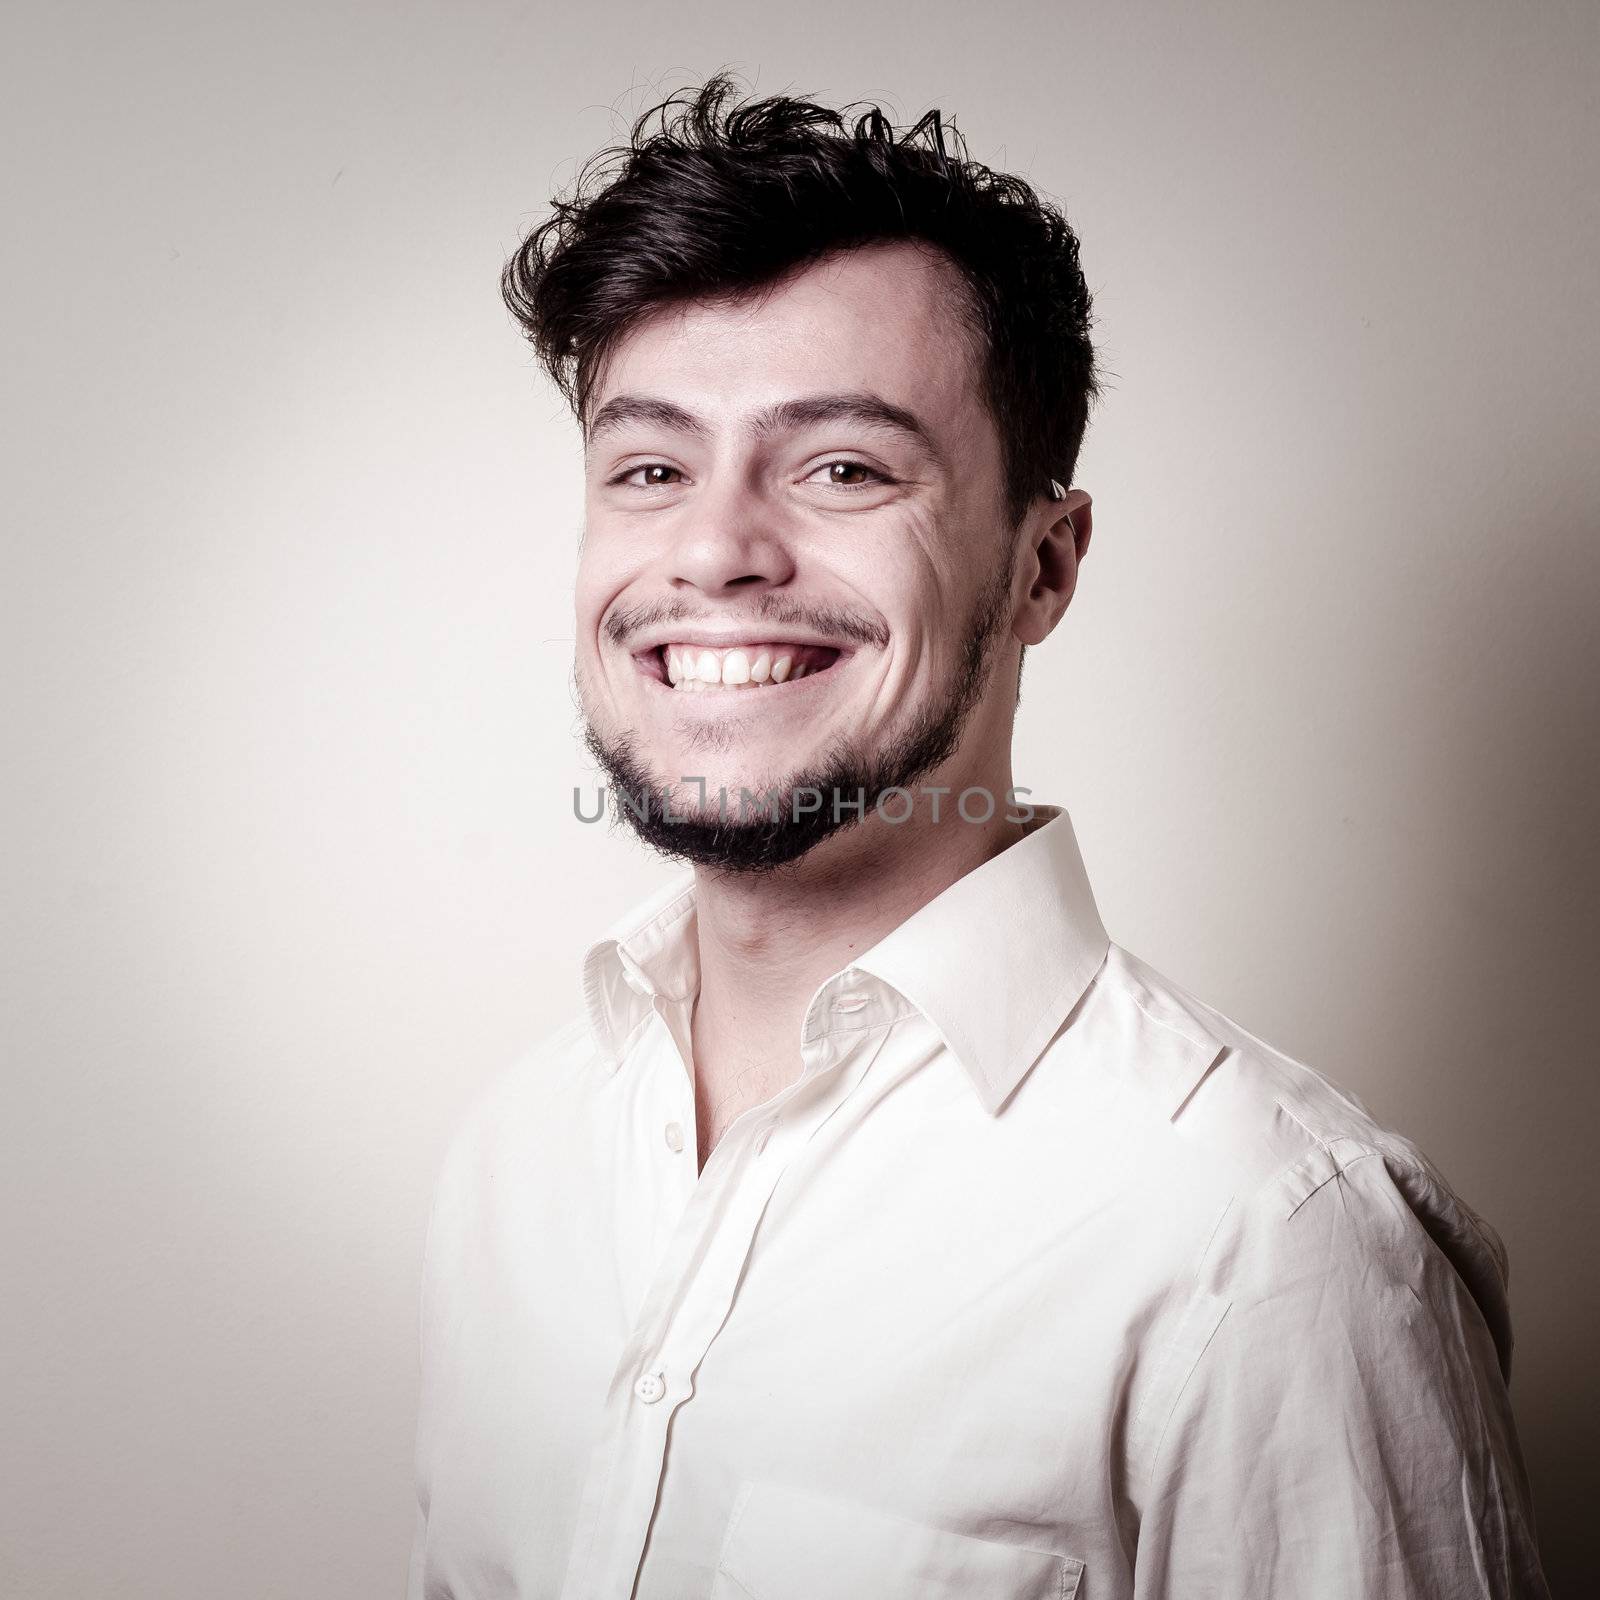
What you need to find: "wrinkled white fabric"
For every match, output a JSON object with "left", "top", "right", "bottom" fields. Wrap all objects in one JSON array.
[{"left": 409, "top": 805, "right": 1547, "bottom": 1599}]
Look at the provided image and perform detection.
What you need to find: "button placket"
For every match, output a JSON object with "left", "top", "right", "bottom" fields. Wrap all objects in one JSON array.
[{"left": 563, "top": 1023, "right": 896, "bottom": 1600}]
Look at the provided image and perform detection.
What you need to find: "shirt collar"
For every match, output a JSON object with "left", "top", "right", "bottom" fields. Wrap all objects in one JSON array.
[
  {"left": 581, "top": 871, "right": 699, "bottom": 1069},
  {"left": 581, "top": 804, "right": 1111, "bottom": 1116},
  {"left": 851, "top": 805, "right": 1110, "bottom": 1113}
]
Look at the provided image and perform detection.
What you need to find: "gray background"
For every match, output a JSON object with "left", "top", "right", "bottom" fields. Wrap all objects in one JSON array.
[{"left": 3, "top": 1, "right": 1596, "bottom": 1594}]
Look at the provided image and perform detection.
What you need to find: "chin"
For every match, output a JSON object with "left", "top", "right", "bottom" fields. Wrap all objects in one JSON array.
[
  {"left": 603, "top": 691, "right": 845, "bottom": 795},
  {"left": 639, "top": 750, "right": 828, "bottom": 816}
]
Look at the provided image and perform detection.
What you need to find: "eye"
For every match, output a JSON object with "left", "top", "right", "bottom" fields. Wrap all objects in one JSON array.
[
  {"left": 807, "top": 460, "right": 893, "bottom": 489},
  {"left": 610, "top": 463, "right": 685, "bottom": 488}
]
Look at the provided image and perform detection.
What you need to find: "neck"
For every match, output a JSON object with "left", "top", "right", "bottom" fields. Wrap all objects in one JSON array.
[{"left": 688, "top": 760, "right": 1027, "bottom": 1107}]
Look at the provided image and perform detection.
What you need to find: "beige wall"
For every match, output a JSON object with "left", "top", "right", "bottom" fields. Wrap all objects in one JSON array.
[{"left": 4, "top": 1, "right": 1596, "bottom": 1593}]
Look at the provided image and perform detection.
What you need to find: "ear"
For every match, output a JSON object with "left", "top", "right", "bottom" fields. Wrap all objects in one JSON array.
[{"left": 1014, "top": 488, "right": 1092, "bottom": 646}]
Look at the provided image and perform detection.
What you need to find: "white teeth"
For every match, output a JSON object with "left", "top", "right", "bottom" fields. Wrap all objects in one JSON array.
[{"left": 659, "top": 644, "right": 819, "bottom": 690}]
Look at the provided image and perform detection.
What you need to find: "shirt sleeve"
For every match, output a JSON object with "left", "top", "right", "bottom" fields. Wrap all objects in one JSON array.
[{"left": 1131, "top": 1150, "right": 1549, "bottom": 1599}]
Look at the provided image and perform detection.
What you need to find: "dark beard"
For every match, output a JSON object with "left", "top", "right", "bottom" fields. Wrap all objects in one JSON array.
[{"left": 582, "top": 572, "right": 1013, "bottom": 876}]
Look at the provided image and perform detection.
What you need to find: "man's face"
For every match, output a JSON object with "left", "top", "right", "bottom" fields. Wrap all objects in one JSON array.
[{"left": 574, "top": 240, "right": 1023, "bottom": 868}]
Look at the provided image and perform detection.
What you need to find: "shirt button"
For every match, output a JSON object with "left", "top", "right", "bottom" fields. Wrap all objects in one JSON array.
[
  {"left": 663, "top": 1121, "right": 685, "bottom": 1153},
  {"left": 633, "top": 1371, "right": 666, "bottom": 1404}
]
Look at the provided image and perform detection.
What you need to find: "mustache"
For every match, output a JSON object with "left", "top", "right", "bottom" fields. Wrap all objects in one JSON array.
[{"left": 602, "top": 596, "right": 890, "bottom": 652}]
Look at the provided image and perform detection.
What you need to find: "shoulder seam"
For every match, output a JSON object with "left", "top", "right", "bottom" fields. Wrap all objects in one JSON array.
[
  {"left": 1115, "top": 967, "right": 1221, "bottom": 1055},
  {"left": 1284, "top": 1147, "right": 1384, "bottom": 1221}
]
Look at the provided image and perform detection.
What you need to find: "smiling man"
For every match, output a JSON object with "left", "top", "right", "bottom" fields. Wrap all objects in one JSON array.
[{"left": 407, "top": 78, "right": 1548, "bottom": 1600}]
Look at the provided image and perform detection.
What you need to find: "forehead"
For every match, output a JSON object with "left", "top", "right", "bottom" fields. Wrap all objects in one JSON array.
[{"left": 586, "top": 241, "right": 989, "bottom": 436}]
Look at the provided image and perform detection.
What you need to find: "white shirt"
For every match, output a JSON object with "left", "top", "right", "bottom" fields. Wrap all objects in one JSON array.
[{"left": 408, "top": 805, "right": 1548, "bottom": 1599}]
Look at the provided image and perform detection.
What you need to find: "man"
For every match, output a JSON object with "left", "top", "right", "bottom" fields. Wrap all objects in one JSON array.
[{"left": 408, "top": 76, "right": 1548, "bottom": 1598}]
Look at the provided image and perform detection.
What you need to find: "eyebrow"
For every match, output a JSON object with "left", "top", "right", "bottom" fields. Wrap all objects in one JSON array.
[{"left": 585, "top": 391, "right": 947, "bottom": 471}]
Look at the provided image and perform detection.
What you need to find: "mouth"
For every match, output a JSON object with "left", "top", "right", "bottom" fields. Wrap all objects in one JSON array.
[{"left": 636, "top": 641, "right": 847, "bottom": 694}]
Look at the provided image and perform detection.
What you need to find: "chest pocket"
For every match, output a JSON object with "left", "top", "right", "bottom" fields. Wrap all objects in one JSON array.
[{"left": 710, "top": 1479, "right": 1085, "bottom": 1600}]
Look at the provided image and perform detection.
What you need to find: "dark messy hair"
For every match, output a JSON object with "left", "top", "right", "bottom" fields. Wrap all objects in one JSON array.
[{"left": 501, "top": 73, "right": 1099, "bottom": 527}]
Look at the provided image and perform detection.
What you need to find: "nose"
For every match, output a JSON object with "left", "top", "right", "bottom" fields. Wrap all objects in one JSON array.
[{"left": 664, "top": 479, "right": 797, "bottom": 597}]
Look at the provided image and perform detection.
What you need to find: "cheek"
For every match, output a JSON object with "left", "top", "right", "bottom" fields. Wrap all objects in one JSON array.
[
  {"left": 573, "top": 546, "right": 632, "bottom": 656},
  {"left": 835, "top": 505, "right": 945, "bottom": 608},
  {"left": 855, "top": 523, "right": 973, "bottom": 661}
]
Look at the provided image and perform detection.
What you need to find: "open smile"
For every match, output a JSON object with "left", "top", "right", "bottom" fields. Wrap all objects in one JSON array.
[{"left": 635, "top": 641, "right": 848, "bottom": 693}]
